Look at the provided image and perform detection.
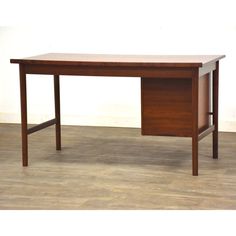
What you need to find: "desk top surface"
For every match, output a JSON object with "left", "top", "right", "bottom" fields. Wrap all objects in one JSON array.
[{"left": 11, "top": 53, "right": 225, "bottom": 68}]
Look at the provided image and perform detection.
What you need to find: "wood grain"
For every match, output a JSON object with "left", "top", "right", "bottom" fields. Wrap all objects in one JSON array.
[
  {"left": 192, "top": 69, "right": 199, "bottom": 176},
  {"left": 22, "top": 64, "right": 195, "bottom": 78},
  {"left": 213, "top": 62, "right": 219, "bottom": 159},
  {"left": 141, "top": 74, "right": 211, "bottom": 138},
  {"left": 10, "top": 53, "right": 225, "bottom": 68},
  {"left": 141, "top": 77, "right": 192, "bottom": 137},
  {"left": 19, "top": 65, "right": 28, "bottom": 166},
  {"left": 10, "top": 54, "right": 225, "bottom": 175},
  {"left": 54, "top": 75, "right": 61, "bottom": 150},
  {"left": 0, "top": 124, "right": 235, "bottom": 209},
  {"left": 198, "top": 73, "right": 210, "bottom": 133}
]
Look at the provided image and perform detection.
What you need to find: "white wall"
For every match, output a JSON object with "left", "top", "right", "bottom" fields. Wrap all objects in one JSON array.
[{"left": 0, "top": 0, "right": 236, "bottom": 131}]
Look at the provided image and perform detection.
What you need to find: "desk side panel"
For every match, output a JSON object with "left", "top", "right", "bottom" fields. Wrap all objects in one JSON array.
[
  {"left": 141, "top": 77, "right": 192, "bottom": 137},
  {"left": 198, "top": 73, "right": 210, "bottom": 133},
  {"left": 141, "top": 74, "right": 211, "bottom": 137}
]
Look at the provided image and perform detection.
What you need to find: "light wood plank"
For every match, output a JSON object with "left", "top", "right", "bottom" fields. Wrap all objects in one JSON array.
[{"left": 0, "top": 124, "right": 235, "bottom": 209}]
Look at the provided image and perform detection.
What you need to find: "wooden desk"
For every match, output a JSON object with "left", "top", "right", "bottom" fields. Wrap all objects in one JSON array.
[{"left": 10, "top": 53, "right": 225, "bottom": 175}]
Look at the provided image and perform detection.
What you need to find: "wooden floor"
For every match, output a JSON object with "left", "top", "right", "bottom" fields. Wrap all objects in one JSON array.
[{"left": 0, "top": 123, "right": 236, "bottom": 209}]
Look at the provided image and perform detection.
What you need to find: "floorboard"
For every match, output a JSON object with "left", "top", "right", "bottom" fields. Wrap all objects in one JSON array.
[{"left": 0, "top": 123, "right": 235, "bottom": 209}]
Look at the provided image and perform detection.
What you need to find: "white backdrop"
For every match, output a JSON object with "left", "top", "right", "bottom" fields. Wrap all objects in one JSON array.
[{"left": 0, "top": 0, "right": 236, "bottom": 131}]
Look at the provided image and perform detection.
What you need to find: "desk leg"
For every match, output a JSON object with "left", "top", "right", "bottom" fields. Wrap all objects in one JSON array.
[
  {"left": 54, "top": 75, "right": 61, "bottom": 150},
  {"left": 19, "top": 65, "right": 28, "bottom": 166},
  {"left": 213, "top": 61, "right": 219, "bottom": 159},
  {"left": 192, "top": 70, "right": 199, "bottom": 176}
]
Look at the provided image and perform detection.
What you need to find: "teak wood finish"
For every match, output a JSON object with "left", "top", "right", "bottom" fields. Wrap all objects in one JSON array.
[{"left": 10, "top": 53, "right": 225, "bottom": 176}]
